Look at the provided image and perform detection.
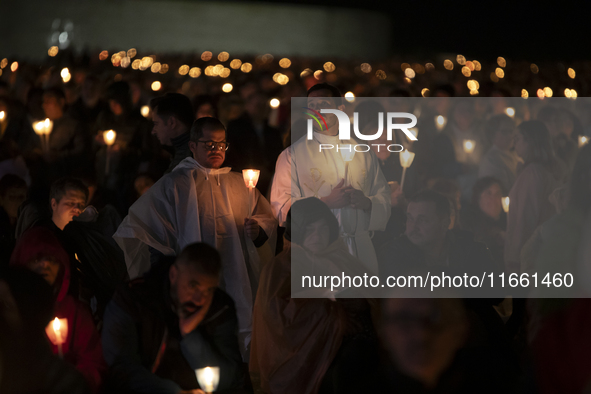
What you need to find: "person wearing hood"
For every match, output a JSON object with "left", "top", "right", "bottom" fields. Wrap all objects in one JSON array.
[
  {"left": 114, "top": 116, "right": 277, "bottom": 360},
  {"left": 9, "top": 226, "right": 106, "bottom": 392}
]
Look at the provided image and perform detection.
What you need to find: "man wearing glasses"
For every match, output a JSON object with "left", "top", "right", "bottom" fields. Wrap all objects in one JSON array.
[{"left": 114, "top": 117, "right": 277, "bottom": 360}]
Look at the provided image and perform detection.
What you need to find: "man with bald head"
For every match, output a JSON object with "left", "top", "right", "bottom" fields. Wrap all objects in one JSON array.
[{"left": 114, "top": 117, "right": 277, "bottom": 359}]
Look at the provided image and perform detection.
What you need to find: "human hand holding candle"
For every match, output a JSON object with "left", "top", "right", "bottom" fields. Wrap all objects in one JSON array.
[
  {"left": 244, "top": 218, "right": 260, "bottom": 240},
  {"left": 195, "top": 366, "right": 220, "bottom": 393},
  {"left": 320, "top": 179, "right": 352, "bottom": 209}
]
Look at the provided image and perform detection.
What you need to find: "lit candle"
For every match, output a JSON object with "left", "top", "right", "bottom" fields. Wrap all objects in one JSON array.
[
  {"left": 269, "top": 98, "right": 280, "bottom": 127},
  {"left": 504, "top": 107, "right": 515, "bottom": 118},
  {"left": 399, "top": 149, "right": 415, "bottom": 192},
  {"left": 435, "top": 115, "right": 447, "bottom": 131},
  {"left": 141, "top": 105, "right": 150, "bottom": 118},
  {"left": 46, "top": 317, "right": 68, "bottom": 358},
  {"left": 0, "top": 110, "right": 5, "bottom": 122},
  {"left": 463, "top": 139, "right": 476, "bottom": 154},
  {"left": 32, "top": 118, "right": 53, "bottom": 154},
  {"left": 579, "top": 135, "right": 589, "bottom": 148},
  {"left": 242, "top": 169, "right": 260, "bottom": 218},
  {"left": 103, "top": 130, "right": 117, "bottom": 175},
  {"left": 195, "top": 366, "right": 220, "bottom": 393},
  {"left": 502, "top": 197, "right": 510, "bottom": 213}
]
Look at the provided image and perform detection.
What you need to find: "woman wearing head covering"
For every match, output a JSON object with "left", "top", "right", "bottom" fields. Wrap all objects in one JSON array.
[
  {"left": 10, "top": 226, "right": 106, "bottom": 392},
  {"left": 250, "top": 197, "right": 376, "bottom": 394}
]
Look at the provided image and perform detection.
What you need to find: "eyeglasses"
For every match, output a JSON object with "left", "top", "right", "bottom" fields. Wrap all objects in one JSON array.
[{"left": 197, "top": 140, "right": 229, "bottom": 151}]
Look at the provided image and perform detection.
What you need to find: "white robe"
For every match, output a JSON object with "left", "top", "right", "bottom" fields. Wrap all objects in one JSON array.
[
  {"left": 270, "top": 132, "right": 390, "bottom": 274},
  {"left": 113, "top": 157, "right": 277, "bottom": 358}
]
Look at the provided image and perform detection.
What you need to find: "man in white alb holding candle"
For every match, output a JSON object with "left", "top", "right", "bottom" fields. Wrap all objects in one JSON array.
[
  {"left": 271, "top": 84, "right": 390, "bottom": 274},
  {"left": 114, "top": 117, "right": 277, "bottom": 359}
]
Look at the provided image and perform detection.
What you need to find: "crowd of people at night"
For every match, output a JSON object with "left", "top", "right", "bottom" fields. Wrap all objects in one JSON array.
[{"left": 0, "top": 47, "right": 590, "bottom": 394}]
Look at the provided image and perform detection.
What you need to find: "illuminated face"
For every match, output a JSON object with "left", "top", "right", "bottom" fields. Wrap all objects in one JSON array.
[
  {"left": 406, "top": 202, "right": 449, "bottom": 248},
  {"left": 307, "top": 90, "right": 342, "bottom": 131},
  {"left": 51, "top": 190, "right": 87, "bottom": 227},
  {"left": 151, "top": 109, "right": 173, "bottom": 146},
  {"left": 189, "top": 128, "right": 226, "bottom": 169},
  {"left": 27, "top": 257, "right": 61, "bottom": 286},
  {"left": 301, "top": 219, "right": 331, "bottom": 253},
  {"left": 169, "top": 263, "right": 219, "bottom": 318}
]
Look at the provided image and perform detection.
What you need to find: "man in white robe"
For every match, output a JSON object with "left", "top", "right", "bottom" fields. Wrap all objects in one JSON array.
[
  {"left": 114, "top": 117, "right": 277, "bottom": 358},
  {"left": 271, "top": 84, "right": 390, "bottom": 274}
]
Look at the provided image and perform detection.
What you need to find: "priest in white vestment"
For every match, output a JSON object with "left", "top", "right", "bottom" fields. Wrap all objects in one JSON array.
[
  {"left": 114, "top": 117, "right": 277, "bottom": 358},
  {"left": 271, "top": 84, "right": 390, "bottom": 274}
]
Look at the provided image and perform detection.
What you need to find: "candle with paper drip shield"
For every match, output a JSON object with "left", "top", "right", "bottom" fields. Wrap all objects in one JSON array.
[
  {"left": 339, "top": 144, "right": 356, "bottom": 186},
  {"left": 502, "top": 197, "right": 510, "bottom": 213},
  {"left": 46, "top": 317, "right": 68, "bottom": 358},
  {"left": 103, "top": 130, "right": 117, "bottom": 175},
  {"left": 243, "top": 169, "right": 260, "bottom": 218},
  {"left": 33, "top": 118, "right": 53, "bottom": 153},
  {"left": 195, "top": 366, "right": 220, "bottom": 393},
  {"left": 399, "top": 149, "right": 415, "bottom": 192}
]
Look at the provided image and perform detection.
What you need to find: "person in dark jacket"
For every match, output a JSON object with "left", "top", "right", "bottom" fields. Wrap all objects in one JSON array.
[
  {"left": 0, "top": 174, "right": 27, "bottom": 265},
  {"left": 150, "top": 93, "right": 194, "bottom": 174},
  {"left": 102, "top": 242, "right": 244, "bottom": 393},
  {"left": 377, "top": 189, "right": 499, "bottom": 279}
]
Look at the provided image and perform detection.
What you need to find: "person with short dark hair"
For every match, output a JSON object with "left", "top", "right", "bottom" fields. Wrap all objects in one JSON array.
[
  {"left": 378, "top": 189, "right": 497, "bottom": 277},
  {"left": 114, "top": 117, "right": 277, "bottom": 358},
  {"left": 150, "top": 93, "right": 194, "bottom": 173},
  {"left": 102, "top": 243, "right": 244, "bottom": 393},
  {"left": 42, "top": 87, "right": 87, "bottom": 176}
]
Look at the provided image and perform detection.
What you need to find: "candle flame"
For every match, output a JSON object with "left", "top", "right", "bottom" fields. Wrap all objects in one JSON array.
[
  {"left": 399, "top": 149, "right": 415, "bottom": 168},
  {"left": 435, "top": 115, "right": 447, "bottom": 131},
  {"left": 502, "top": 197, "right": 510, "bottom": 213},
  {"left": 53, "top": 317, "right": 61, "bottom": 332},
  {"left": 579, "top": 136, "right": 589, "bottom": 148},
  {"left": 463, "top": 139, "right": 475, "bottom": 154},
  {"left": 103, "top": 130, "right": 117, "bottom": 146},
  {"left": 0, "top": 111, "right": 4, "bottom": 121},
  {"left": 204, "top": 367, "right": 213, "bottom": 384},
  {"left": 504, "top": 107, "right": 515, "bottom": 118}
]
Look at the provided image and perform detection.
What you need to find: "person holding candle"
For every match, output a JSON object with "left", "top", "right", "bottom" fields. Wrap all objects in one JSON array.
[
  {"left": 150, "top": 93, "right": 194, "bottom": 174},
  {"left": 114, "top": 116, "right": 277, "bottom": 359},
  {"left": 9, "top": 226, "right": 106, "bottom": 392},
  {"left": 102, "top": 243, "right": 243, "bottom": 394},
  {"left": 270, "top": 83, "right": 390, "bottom": 274}
]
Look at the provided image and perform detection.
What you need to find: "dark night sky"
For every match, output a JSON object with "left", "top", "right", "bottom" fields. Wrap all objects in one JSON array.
[{"left": 238, "top": 0, "right": 588, "bottom": 61}]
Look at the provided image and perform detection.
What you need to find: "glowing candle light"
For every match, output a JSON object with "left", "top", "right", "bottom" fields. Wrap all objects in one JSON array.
[
  {"left": 399, "top": 149, "right": 415, "bottom": 192},
  {"left": 46, "top": 317, "right": 68, "bottom": 358},
  {"left": 463, "top": 139, "right": 475, "bottom": 154},
  {"left": 0, "top": 110, "right": 4, "bottom": 122},
  {"left": 141, "top": 105, "right": 150, "bottom": 118},
  {"left": 269, "top": 98, "right": 280, "bottom": 109},
  {"left": 504, "top": 107, "right": 515, "bottom": 118},
  {"left": 195, "top": 366, "right": 220, "bottom": 393},
  {"left": 242, "top": 169, "right": 260, "bottom": 218},
  {"left": 344, "top": 91, "right": 355, "bottom": 103},
  {"left": 579, "top": 136, "right": 589, "bottom": 148},
  {"left": 435, "top": 115, "right": 447, "bottom": 131},
  {"left": 103, "top": 130, "right": 117, "bottom": 174},
  {"left": 33, "top": 118, "right": 53, "bottom": 153},
  {"left": 502, "top": 197, "right": 510, "bottom": 213}
]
